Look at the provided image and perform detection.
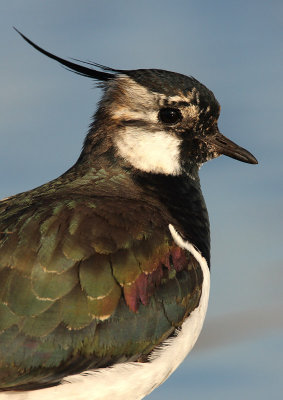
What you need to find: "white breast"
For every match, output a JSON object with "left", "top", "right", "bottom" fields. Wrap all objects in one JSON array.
[{"left": 2, "top": 224, "right": 210, "bottom": 400}]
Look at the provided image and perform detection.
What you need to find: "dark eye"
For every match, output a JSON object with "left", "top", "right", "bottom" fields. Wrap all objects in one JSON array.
[{"left": 158, "top": 107, "right": 182, "bottom": 124}]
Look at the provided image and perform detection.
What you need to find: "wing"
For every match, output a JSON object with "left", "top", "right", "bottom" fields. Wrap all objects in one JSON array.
[{"left": 0, "top": 196, "right": 203, "bottom": 390}]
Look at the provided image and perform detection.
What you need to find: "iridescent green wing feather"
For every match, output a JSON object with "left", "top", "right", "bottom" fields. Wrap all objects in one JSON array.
[{"left": 0, "top": 196, "right": 202, "bottom": 390}]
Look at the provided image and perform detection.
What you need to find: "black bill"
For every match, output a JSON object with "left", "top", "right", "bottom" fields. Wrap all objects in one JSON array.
[{"left": 205, "top": 132, "right": 258, "bottom": 164}]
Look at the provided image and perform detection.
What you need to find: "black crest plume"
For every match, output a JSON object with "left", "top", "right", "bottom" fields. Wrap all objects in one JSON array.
[{"left": 14, "top": 28, "right": 119, "bottom": 81}]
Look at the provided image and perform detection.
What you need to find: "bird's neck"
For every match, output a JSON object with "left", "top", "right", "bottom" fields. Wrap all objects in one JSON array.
[{"left": 133, "top": 172, "right": 211, "bottom": 266}]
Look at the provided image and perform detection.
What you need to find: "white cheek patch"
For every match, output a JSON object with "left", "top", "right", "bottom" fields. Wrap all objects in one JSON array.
[{"left": 114, "top": 127, "right": 182, "bottom": 175}]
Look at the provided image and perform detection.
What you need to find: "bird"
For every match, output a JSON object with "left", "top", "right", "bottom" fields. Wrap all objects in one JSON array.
[{"left": 0, "top": 29, "right": 258, "bottom": 400}]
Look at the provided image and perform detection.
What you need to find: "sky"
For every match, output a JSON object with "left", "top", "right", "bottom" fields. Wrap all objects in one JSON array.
[{"left": 0, "top": 1, "right": 282, "bottom": 399}]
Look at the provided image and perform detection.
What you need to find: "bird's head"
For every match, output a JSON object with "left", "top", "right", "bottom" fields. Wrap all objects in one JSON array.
[
  {"left": 15, "top": 29, "right": 258, "bottom": 178},
  {"left": 101, "top": 70, "right": 258, "bottom": 176}
]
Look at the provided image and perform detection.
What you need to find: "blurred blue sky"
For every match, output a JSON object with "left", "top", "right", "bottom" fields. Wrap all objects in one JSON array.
[{"left": 0, "top": 1, "right": 282, "bottom": 399}]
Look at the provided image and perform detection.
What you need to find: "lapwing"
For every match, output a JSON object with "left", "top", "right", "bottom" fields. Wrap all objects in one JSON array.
[{"left": 0, "top": 30, "right": 257, "bottom": 400}]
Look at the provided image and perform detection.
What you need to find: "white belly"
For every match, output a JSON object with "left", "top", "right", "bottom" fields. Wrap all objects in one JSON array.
[{"left": 2, "top": 224, "right": 210, "bottom": 400}]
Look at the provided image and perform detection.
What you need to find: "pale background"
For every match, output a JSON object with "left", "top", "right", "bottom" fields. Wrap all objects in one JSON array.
[{"left": 0, "top": 1, "right": 282, "bottom": 399}]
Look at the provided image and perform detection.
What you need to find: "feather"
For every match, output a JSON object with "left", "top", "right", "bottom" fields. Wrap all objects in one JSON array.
[{"left": 13, "top": 28, "right": 115, "bottom": 81}]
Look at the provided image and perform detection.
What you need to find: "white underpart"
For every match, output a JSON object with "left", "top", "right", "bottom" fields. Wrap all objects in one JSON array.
[
  {"left": 114, "top": 127, "right": 182, "bottom": 175},
  {"left": 2, "top": 225, "right": 210, "bottom": 400}
]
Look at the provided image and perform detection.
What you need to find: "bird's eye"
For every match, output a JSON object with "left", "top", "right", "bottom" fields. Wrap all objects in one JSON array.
[{"left": 158, "top": 107, "right": 182, "bottom": 124}]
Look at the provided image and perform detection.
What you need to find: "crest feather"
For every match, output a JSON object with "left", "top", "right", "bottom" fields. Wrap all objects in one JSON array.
[{"left": 14, "top": 27, "right": 117, "bottom": 81}]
